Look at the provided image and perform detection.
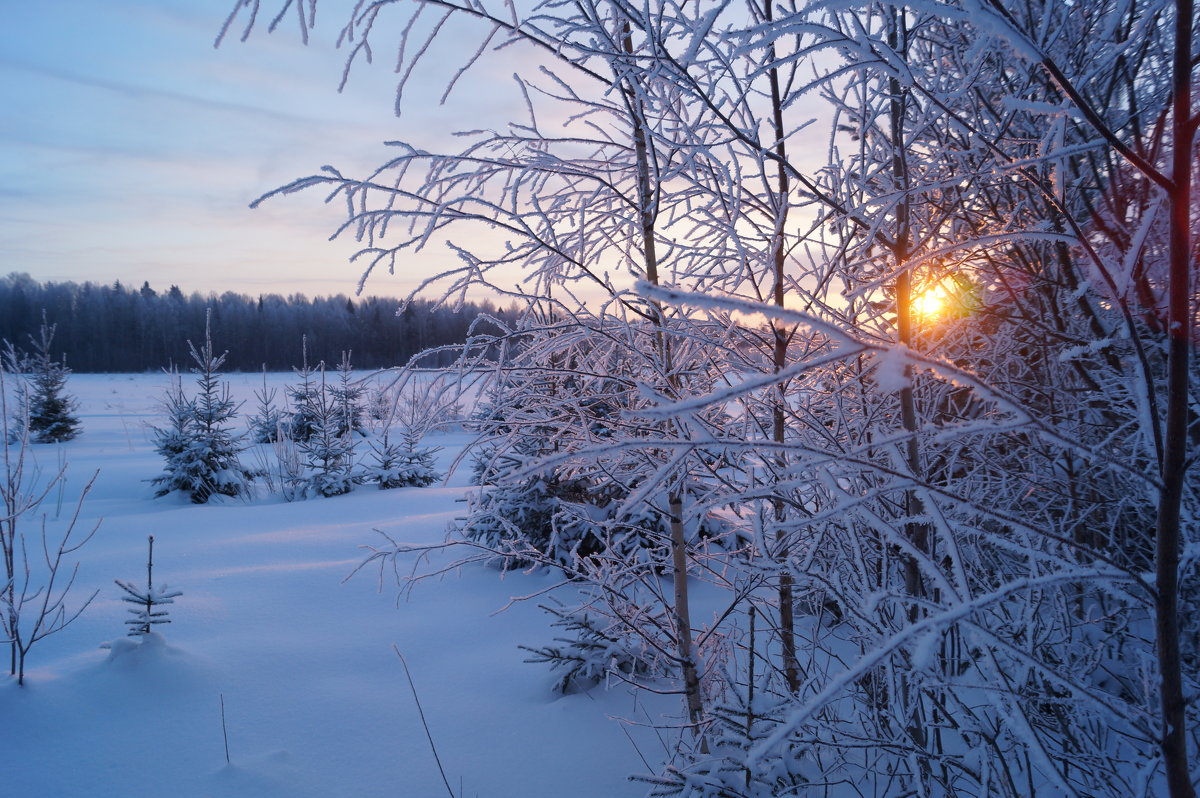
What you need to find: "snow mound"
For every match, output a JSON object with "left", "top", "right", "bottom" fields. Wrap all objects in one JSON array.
[
  {"left": 102, "top": 632, "right": 181, "bottom": 665},
  {"left": 93, "top": 632, "right": 212, "bottom": 690}
]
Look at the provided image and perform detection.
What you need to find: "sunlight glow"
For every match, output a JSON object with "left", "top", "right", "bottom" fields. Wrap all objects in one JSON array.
[{"left": 913, "top": 284, "right": 950, "bottom": 319}]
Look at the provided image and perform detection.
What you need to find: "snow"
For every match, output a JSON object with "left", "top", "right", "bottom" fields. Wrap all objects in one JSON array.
[
  {"left": 871, "top": 345, "right": 911, "bottom": 394},
  {"left": 1, "top": 372, "right": 664, "bottom": 798}
]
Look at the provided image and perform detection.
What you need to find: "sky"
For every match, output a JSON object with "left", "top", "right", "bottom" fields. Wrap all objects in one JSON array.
[{"left": 0, "top": 0, "right": 521, "bottom": 300}]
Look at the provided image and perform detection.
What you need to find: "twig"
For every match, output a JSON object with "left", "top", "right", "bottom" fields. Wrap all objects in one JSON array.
[
  {"left": 394, "top": 646, "right": 456, "bottom": 798},
  {"left": 220, "top": 693, "right": 231, "bottom": 765}
]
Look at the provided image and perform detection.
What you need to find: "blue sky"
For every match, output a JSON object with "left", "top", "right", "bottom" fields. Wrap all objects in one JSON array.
[{"left": 0, "top": 0, "right": 517, "bottom": 299}]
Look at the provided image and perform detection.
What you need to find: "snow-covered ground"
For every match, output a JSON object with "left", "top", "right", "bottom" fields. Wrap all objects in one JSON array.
[{"left": 1, "top": 372, "right": 668, "bottom": 798}]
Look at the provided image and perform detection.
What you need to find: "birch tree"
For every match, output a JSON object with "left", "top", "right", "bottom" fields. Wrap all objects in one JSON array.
[{"left": 220, "top": 0, "right": 1196, "bottom": 792}]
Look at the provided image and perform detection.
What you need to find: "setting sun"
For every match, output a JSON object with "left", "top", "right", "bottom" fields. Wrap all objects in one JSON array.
[{"left": 913, "top": 284, "right": 949, "bottom": 319}]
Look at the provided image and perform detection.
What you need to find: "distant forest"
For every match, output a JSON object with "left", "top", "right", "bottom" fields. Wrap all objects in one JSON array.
[{"left": 0, "top": 273, "right": 514, "bottom": 373}]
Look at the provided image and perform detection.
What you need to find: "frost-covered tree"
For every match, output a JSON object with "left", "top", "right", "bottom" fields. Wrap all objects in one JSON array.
[
  {"left": 0, "top": 363, "right": 98, "bottom": 685},
  {"left": 286, "top": 336, "right": 320, "bottom": 443},
  {"left": 149, "top": 370, "right": 193, "bottom": 497},
  {"left": 151, "top": 316, "right": 253, "bottom": 503},
  {"left": 520, "top": 600, "right": 666, "bottom": 694},
  {"left": 247, "top": 366, "right": 285, "bottom": 444},
  {"left": 115, "top": 535, "right": 181, "bottom": 636},
  {"left": 22, "top": 315, "right": 80, "bottom": 443},
  {"left": 365, "top": 432, "right": 440, "bottom": 490},
  {"left": 296, "top": 365, "right": 356, "bottom": 498},
  {"left": 1, "top": 341, "right": 28, "bottom": 445},
  {"left": 363, "top": 370, "right": 450, "bottom": 489},
  {"left": 225, "top": 0, "right": 1198, "bottom": 793},
  {"left": 332, "top": 351, "right": 366, "bottom": 438}
]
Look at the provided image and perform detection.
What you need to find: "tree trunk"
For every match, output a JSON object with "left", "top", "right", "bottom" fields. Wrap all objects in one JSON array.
[
  {"left": 621, "top": 19, "right": 707, "bottom": 748},
  {"left": 888, "top": 5, "right": 932, "bottom": 763},
  {"left": 1156, "top": 1, "right": 1195, "bottom": 794},
  {"left": 765, "top": 0, "right": 800, "bottom": 695}
]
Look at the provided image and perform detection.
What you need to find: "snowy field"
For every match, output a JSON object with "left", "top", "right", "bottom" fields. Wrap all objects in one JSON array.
[{"left": 1, "top": 372, "right": 670, "bottom": 798}]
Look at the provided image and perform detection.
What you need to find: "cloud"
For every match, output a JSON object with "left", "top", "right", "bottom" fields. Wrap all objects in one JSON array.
[{"left": 0, "top": 55, "right": 331, "bottom": 128}]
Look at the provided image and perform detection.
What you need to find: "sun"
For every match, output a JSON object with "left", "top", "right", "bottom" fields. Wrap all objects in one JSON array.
[{"left": 913, "top": 284, "right": 949, "bottom": 319}]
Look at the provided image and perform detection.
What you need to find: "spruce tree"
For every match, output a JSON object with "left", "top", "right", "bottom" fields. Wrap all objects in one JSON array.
[
  {"left": 149, "top": 370, "right": 195, "bottom": 498},
  {"left": 365, "top": 431, "right": 441, "bottom": 489},
  {"left": 297, "top": 365, "right": 356, "bottom": 497},
  {"left": 248, "top": 366, "right": 285, "bottom": 444},
  {"left": 332, "top": 351, "right": 366, "bottom": 437},
  {"left": 151, "top": 314, "right": 254, "bottom": 503},
  {"left": 1, "top": 341, "right": 27, "bottom": 445},
  {"left": 24, "top": 316, "right": 79, "bottom": 443},
  {"left": 286, "top": 336, "right": 320, "bottom": 442},
  {"left": 115, "top": 536, "right": 182, "bottom": 636}
]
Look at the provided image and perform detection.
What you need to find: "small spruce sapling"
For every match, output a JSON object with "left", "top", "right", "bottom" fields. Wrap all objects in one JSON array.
[
  {"left": 297, "top": 364, "right": 357, "bottom": 497},
  {"left": 366, "top": 431, "right": 441, "bottom": 489},
  {"left": 286, "top": 336, "right": 321, "bottom": 443},
  {"left": 115, "top": 535, "right": 182, "bottom": 636},
  {"left": 149, "top": 370, "right": 193, "bottom": 496},
  {"left": 248, "top": 365, "right": 286, "bottom": 444},
  {"left": 332, "top": 351, "right": 367, "bottom": 437},
  {"left": 24, "top": 314, "right": 81, "bottom": 443},
  {"left": 150, "top": 314, "right": 254, "bottom": 503},
  {"left": 365, "top": 380, "right": 443, "bottom": 489},
  {"left": 186, "top": 317, "right": 253, "bottom": 501},
  {"left": 1, "top": 341, "right": 29, "bottom": 444},
  {"left": 520, "top": 601, "right": 662, "bottom": 694}
]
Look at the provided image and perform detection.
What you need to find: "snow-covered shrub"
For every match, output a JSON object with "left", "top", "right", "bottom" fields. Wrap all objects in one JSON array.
[
  {"left": 367, "top": 383, "right": 392, "bottom": 423},
  {"left": 638, "top": 705, "right": 816, "bottom": 798},
  {"left": 460, "top": 370, "right": 631, "bottom": 567}
]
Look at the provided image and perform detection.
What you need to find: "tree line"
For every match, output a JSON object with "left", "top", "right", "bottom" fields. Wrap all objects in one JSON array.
[{"left": 0, "top": 273, "right": 513, "bottom": 372}]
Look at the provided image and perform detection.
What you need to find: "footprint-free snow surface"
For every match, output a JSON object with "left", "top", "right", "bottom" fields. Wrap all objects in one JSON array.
[{"left": 1, "top": 373, "right": 666, "bottom": 798}]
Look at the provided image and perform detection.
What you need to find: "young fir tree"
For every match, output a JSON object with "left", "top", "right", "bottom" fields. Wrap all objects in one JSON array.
[
  {"left": 115, "top": 535, "right": 181, "bottom": 636},
  {"left": 149, "top": 371, "right": 193, "bottom": 496},
  {"left": 286, "top": 336, "right": 320, "bottom": 443},
  {"left": 23, "top": 316, "right": 80, "bottom": 443},
  {"left": 332, "top": 351, "right": 367, "bottom": 437},
  {"left": 1, "top": 341, "right": 28, "bottom": 445},
  {"left": 297, "top": 365, "right": 356, "bottom": 497},
  {"left": 248, "top": 365, "right": 286, "bottom": 444},
  {"left": 365, "top": 430, "right": 441, "bottom": 489},
  {"left": 151, "top": 315, "right": 254, "bottom": 503}
]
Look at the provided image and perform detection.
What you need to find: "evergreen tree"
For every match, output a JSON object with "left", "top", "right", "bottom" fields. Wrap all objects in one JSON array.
[
  {"left": 331, "top": 351, "right": 366, "bottom": 437},
  {"left": 247, "top": 366, "right": 285, "bottom": 444},
  {"left": 0, "top": 341, "right": 27, "bottom": 445},
  {"left": 297, "top": 365, "right": 356, "bottom": 498},
  {"left": 151, "top": 315, "right": 253, "bottom": 503},
  {"left": 148, "top": 371, "right": 194, "bottom": 497},
  {"left": 115, "top": 536, "right": 181, "bottom": 637},
  {"left": 365, "top": 431, "right": 441, "bottom": 489},
  {"left": 24, "top": 315, "right": 80, "bottom": 443},
  {"left": 286, "top": 336, "right": 320, "bottom": 442}
]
